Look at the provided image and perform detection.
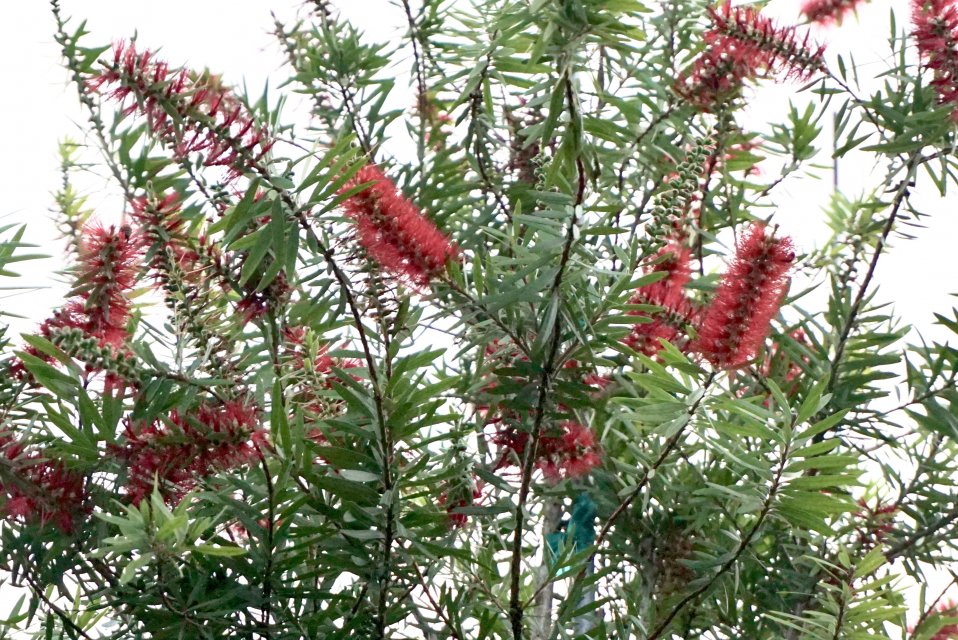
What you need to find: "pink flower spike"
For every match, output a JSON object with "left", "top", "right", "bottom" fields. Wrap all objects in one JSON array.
[
  {"left": 0, "top": 433, "right": 87, "bottom": 532},
  {"left": 707, "top": 2, "right": 826, "bottom": 79},
  {"left": 677, "top": 2, "right": 825, "bottom": 109},
  {"left": 112, "top": 399, "right": 266, "bottom": 505},
  {"left": 490, "top": 419, "right": 602, "bottom": 482}
]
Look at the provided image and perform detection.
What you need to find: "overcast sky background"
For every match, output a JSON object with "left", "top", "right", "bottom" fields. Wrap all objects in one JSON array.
[
  {"left": 1, "top": 0, "right": 957, "bottom": 632},
  {"left": 1, "top": 0, "right": 955, "bottom": 341}
]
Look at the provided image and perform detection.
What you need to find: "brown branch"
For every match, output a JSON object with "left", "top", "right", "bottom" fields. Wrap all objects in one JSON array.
[
  {"left": 887, "top": 500, "right": 958, "bottom": 562},
  {"left": 257, "top": 450, "right": 276, "bottom": 637},
  {"left": 646, "top": 429, "right": 790, "bottom": 639},
  {"left": 507, "top": 72, "right": 585, "bottom": 640},
  {"left": 530, "top": 372, "right": 715, "bottom": 620},
  {"left": 24, "top": 572, "right": 96, "bottom": 640},
  {"left": 412, "top": 561, "right": 465, "bottom": 640},
  {"left": 908, "top": 575, "right": 958, "bottom": 639}
]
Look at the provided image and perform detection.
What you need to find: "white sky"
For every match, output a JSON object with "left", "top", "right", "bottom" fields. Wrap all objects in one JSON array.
[
  {"left": 1, "top": 0, "right": 955, "bottom": 342},
  {"left": 0, "top": 0, "right": 957, "bottom": 635}
]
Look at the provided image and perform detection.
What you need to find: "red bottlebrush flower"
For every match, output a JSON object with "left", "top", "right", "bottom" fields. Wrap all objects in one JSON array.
[
  {"left": 676, "top": 38, "right": 767, "bottom": 109},
  {"left": 339, "top": 165, "right": 458, "bottom": 285},
  {"left": 913, "top": 0, "right": 958, "bottom": 120},
  {"left": 13, "top": 224, "right": 142, "bottom": 381},
  {"left": 493, "top": 421, "right": 602, "bottom": 483},
  {"left": 490, "top": 423, "right": 531, "bottom": 460},
  {"left": 636, "top": 242, "right": 692, "bottom": 309},
  {"left": 556, "top": 358, "right": 613, "bottom": 397},
  {"left": 111, "top": 399, "right": 266, "bottom": 505},
  {"left": 438, "top": 483, "right": 483, "bottom": 528},
  {"left": 707, "top": 3, "right": 826, "bottom": 78},
  {"left": 0, "top": 433, "right": 87, "bottom": 532},
  {"left": 677, "top": 2, "right": 825, "bottom": 109},
  {"left": 692, "top": 224, "right": 795, "bottom": 370},
  {"left": 283, "top": 330, "right": 362, "bottom": 419},
  {"left": 236, "top": 269, "right": 292, "bottom": 326},
  {"left": 130, "top": 193, "right": 230, "bottom": 290},
  {"left": 237, "top": 289, "right": 271, "bottom": 324},
  {"left": 129, "top": 192, "right": 183, "bottom": 234},
  {"left": 536, "top": 421, "right": 603, "bottom": 482},
  {"left": 582, "top": 372, "right": 613, "bottom": 393},
  {"left": 624, "top": 318, "right": 686, "bottom": 358},
  {"left": 853, "top": 498, "right": 897, "bottom": 550},
  {"left": 802, "top": 0, "right": 868, "bottom": 25},
  {"left": 68, "top": 223, "right": 143, "bottom": 348},
  {"left": 130, "top": 193, "right": 229, "bottom": 298},
  {"left": 623, "top": 242, "right": 700, "bottom": 357},
  {"left": 922, "top": 601, "right": 958, "bottom": 639},
  {"left": 91, "top": 42, "right": 273, "bottom": 182},
  {"left": 130, "top": 193, "right": 190, "bottom": 270}
]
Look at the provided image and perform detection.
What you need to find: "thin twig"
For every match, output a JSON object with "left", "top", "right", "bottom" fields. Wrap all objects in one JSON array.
[
  {"left": 646, "top": 424, "right": 790, "bottom": 639},
  {"left": 412, "top": 561, "right": 465, "bottom": 640},
  {"left": 822, "top": 151, "right": 920, "bottom": 412},
  {"left": 24, "top": 572, "right": 96, "bottom": 640},
  {"left": 507, "top": 72, "right": 585, "bottom": 640},
  {"left": 535, "top": 372, "right": 715, "bottom": 628}
]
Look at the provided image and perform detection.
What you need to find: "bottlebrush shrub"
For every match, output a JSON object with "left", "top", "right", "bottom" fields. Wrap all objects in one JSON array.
[{"left": 3, "top": 1, "right": 958, "bottom": 638}]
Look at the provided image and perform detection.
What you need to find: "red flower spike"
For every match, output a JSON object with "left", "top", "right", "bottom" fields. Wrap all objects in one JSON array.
[
  {"left": 130, "top": 194, "right": 206, "bottom": 285},
  {"left": 853, "top": 499, "right": 897, "bottom": 550},
  {"left": 913, "top": 0, "right": 958, "bottom": 120},
  {"left": 92, "top": 42, "right": 273, "bottom": 183},
  {"left": 535, "top": 421, "right": 603, "bottom": 482},
  {"left": 339, "top": 165, "right": 458, "bottom": 285},
  {"left": 13, "top": 224, "right": 142, "bottom": 381},
  {"left": 923, "top": 601, "right": 958, "bottom": 639},
  {"left": 692, "top": 224, "right": 795, "bottom": 370},
  {"left": 677, "top": 2, "right": 825, "bottom": 109},
  {"left": 802, "top": 0, "right": 868, "bottom": 25},
  {"left": 111, "top": 399, "right": 266, "bottom": 505},
  {"left": 676, "top": 38, "right": 767, "bottom": 109},
  {"left": 438, "top": 484, "right": 483, "bottom": 528},
  {"left": 582, "top": 372, "right": 612, "bottom": 393},
  {"left": 130, "top": 193, "right": 184, "bottom": 237},
  {"left": 623, "top": 242, "right": 700, "bottom": 357},
  {"left": 0, "top": 433, "right": 87, "bottom": 532},
  {"left": 493, "top": 421, "right": 602, "bottom": 483},
  {"left": 70, "top": 224, "right": 143, "bottom": 348},
  {"left": 282, "top": 333, "right": 362, "bottom": 420},
  {"left": 708, "top": 3, "right": 826, "bottom": 79},
  {"left": 637, "top": 242, "right": 692, "bottom": 309}
]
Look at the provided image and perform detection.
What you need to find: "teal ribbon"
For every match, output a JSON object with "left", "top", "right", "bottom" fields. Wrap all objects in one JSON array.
[{"left": 545, "top": 493, "right": 597, "bottom": 574}]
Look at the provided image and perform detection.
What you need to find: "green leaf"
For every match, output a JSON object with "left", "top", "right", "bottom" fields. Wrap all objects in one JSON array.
[
  {"left": 14, "top": 352, "right": 78, "bottom": 396},
  {"left": 192, "top": 544, "right": 246, "bottom": 557},
  {"left": 853, "top": 546, "right": 886, "bottom": 581},
  {"left": 119, "top": 553, "right": 153, "bottom": 585}
]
